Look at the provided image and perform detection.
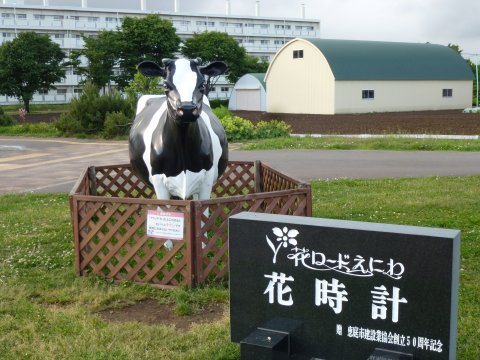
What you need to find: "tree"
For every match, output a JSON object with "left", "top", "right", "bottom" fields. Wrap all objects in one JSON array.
[
  {"left": 68, "top": 30, "right": 121, "bottom": 90},
  {"left": 125, "top": 70, "right": 164, "bottom": 103},
  {"left": 115, "top": 15, "right": 180, "bottom": 88},
  {"left": 0, "top": 32, "right": 65, "bottom": 112},
  {"left": 448, "top": 43, "right": 477, "bottom": 105},
  {"left": 181, "top": 31, "right": 269, "bottom": 95}
]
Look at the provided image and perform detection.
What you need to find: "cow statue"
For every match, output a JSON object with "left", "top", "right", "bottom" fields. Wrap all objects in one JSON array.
[{"left": 129, "top": 58, "right": 229, "bottom": 200}]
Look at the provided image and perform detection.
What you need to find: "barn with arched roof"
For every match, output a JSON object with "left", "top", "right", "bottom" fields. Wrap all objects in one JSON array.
[{"left": 265, "top": 38, "right": 474, "bottom": 114}]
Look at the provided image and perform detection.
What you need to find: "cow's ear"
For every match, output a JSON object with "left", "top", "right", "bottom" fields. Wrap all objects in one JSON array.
[
  {"left": 200, "top": 61, "right": 228, "bottom": 77},
  {"left": 137, "top": 61, "right": 165, "bottom": 77}
]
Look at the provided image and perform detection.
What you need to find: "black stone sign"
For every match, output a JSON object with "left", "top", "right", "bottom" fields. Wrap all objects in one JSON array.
[{"left": 229, "top": 212, "right": 460, "bottom": 360}]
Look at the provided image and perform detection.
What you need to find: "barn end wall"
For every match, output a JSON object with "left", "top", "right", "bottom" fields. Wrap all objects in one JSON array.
[
  {"left": 266, "top": 39, "right": 336, "bottom": 114},
  {"left": 335, "top": 80, "right": 473, "bottom": 114}
]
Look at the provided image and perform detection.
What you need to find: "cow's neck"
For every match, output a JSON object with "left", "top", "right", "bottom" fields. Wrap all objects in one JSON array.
[{"left": 163, "top": 115, "right": 213, "bottom": 173}]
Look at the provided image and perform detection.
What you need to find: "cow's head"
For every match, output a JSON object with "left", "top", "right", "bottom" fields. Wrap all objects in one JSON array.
[{"left": 137, "top": 58, "right": 227, "bottom": 124}]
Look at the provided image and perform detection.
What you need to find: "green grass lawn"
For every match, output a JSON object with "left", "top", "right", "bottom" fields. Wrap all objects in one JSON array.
[
  {"left": 0, "top": 176, "right": 479, "bottom": 359},
  {"left": 243, "top": 136, "right": 480, "bottom": 152}
]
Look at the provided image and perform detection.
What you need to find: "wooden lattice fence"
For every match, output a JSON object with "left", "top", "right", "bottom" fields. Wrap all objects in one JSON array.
[{"left": 70, "top": 161, "right": 312, "bottom": 288}]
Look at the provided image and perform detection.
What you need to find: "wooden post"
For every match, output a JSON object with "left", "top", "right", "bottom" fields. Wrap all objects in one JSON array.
[
  {"left": 88, "top": 166, "right": 97, "bottom": 196},
  {"left": 254, "top": 160, "right": 262, "bottom": 193}
]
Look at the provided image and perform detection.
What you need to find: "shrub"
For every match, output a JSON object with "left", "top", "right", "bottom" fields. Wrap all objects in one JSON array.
[
  {"left": 55, "top": 82, "right": 134, "bottom": 136},
  {"left": 209, "top": 99, "right": 229, "bottom": 109},
  {"left": 55, "top": 113, "right": 82, "bottom": 135},
  {"left": 0, "top": 107, "right": 16, "bottom": 126},
  {"left": 255, "top": 120, "right": 291, "bottom": 139},
  {"left": 103, "top": 111, "right": 132, "bottom": 138},
  {"left": 212, "top": 105, "right": 231, "bottom": 119},
  {"left": 220, "top": 115, "right": 255, "bottom": 141}
]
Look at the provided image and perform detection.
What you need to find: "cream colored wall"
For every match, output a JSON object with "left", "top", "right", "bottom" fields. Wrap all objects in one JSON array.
[
  {"left": 335, "top": 80, "right": 473, "bottom": 113},
  {"left": 266, "top": 39, "right": 336, "bottom": 114}
]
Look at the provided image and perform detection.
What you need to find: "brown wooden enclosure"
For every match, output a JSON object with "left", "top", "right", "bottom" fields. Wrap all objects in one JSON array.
[{"left": 69, "top": 161, "right": 312, "bottom": 288}]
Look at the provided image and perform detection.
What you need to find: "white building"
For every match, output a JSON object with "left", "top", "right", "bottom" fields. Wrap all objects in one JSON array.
[
  {"left": 228, "top": 73, "right": 266, "bottom": 111},
  {"left": 266, "top": 38, "right": 474, "bottom": 114},
  {"left": 0, "top": 1, "right": 320, "bottom": 105}
]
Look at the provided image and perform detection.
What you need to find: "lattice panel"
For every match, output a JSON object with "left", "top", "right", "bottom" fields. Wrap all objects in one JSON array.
[
  {"left": 212, "top": 161, "right": 255, "bottom": 198},
  {"left": 94, "top": 166, "right": 155, "bottom": 199},
  {"left": 75, "top": 200, "right": 191, "bottom": 287},
  {"left": 261, "top": 164, "right": 304, "bottom": 192},
  {"left": 194, "top": 191, "right": 311, "bottom": 283},
  {"left": 71, "top": 162, "right": 311, "bottom": 288}
]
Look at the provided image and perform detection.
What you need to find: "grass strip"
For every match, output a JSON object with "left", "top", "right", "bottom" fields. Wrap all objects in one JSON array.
[{"left": 243, "top": 136, "right": 480, "bottom": 152}]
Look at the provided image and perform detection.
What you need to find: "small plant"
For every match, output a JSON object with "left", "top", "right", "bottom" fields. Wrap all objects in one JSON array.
[
  {"left": 18, "top": 107, "right": 27, "bottom": 122},
  {"left": 220, "top": 114, "right": 256, "bottom": 141},
  {"left": 212, "top": 105, "right": 232, "bottom": 119},
  {"left": 0, "top": 107, "right": 16, "bottom": 126},
  {"left": 103, "top": 111, "right": 132, "bottom": 138},
  {"left": 255, "top": 120, "right": 291, "bottom": 138}
]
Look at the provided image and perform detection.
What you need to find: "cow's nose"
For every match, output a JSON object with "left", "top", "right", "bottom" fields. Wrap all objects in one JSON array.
[{"left": 178, "top": 102, "right": 200, "bottom": 116}]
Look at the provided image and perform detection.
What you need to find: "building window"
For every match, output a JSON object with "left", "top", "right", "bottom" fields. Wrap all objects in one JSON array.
[
  {"left": 210, "top": 87, "right": 216, "bottom": 92},
  {"left": 70, "top": 16, "right": 80, "bottom": 20},
  {"left": 57, "top": 89, "right": 67, "bottom": 95},
  {"left": 53, "top": 15, "right": 64, "bottom": 20},
  {"left": 275, "top": 24, "right": 291, "bottom": 30},
  {"left": 16, "top": 14, "right": 27, "bottom": 19},
  {"left": 221, "top": 87, "right": 229, "bottom": 92},
  {"left": 105, "top": 17, "right": 118, "bottom": 22},
  {"left": 293, "top": 50, "right": 304, "bottom": 59},
  {"left": 362, "top": 90, "right": 375, "bottom": 99},
  {"left": 260, "top": 40, "right": 269, "bottom": 45},
  {"left": 196, "top": 21, "right": 214, "bottom": 27},
  {"left": 442, "top": 89, "right": 453, "bottom": 98},
  {"left": 274, "top": 40, "right": 284, "bottom": 45},
  {"left": 260, "top": 55, "right": 270, "bottom": 61},
  {"left": 1, "top": 13, "right": 13, "bottom": 19},
  {"left": 34, "top": 15, "right": 46, "bottom": 20},
  {"left": 87, "top": 17, "right": 98, "bottom": 22}
]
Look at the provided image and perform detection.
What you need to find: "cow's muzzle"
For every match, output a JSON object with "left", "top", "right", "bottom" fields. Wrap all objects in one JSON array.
[{"left": 176, "top": 102, "right": 201, "bottom": 123}]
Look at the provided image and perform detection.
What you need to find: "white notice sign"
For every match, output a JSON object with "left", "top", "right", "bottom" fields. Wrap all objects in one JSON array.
[{"left": 146, "top": 210, "right": 185, "bottom": 240}]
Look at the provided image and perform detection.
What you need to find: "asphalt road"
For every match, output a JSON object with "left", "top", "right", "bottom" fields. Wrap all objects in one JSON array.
[{"left": 1, "top": 136, "right": 480, "bottom": 194}]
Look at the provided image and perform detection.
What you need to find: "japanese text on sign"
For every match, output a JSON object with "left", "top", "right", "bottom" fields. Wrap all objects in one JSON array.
[{"left": 146, "top": 210, "right": 184, "bottom": 240}]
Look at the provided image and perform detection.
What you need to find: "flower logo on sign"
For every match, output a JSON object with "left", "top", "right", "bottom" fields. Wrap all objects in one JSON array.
[{"left": 266, "top": 227, "right": 299, "bottom": 263}]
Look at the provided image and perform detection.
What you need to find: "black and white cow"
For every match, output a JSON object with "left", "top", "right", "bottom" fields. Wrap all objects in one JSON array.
[{"left": 129, "top": 58, "right": 228, "bottom": 200}]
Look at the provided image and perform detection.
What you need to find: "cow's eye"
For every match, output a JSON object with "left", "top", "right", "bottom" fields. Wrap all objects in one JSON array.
[{"left": 163, "top": 82, "right": 172, "bottom": 91}]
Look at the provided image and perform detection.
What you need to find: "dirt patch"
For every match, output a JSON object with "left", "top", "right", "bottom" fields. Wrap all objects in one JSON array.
[
  {"left": 16, "top": 112, "right": 61, "bottom": 124},
  {"left": 233, "top": 110, "right": 480, "bottom": 135},
  {"left": 98, "top": 299, "right": 226, "bottom": 330}
]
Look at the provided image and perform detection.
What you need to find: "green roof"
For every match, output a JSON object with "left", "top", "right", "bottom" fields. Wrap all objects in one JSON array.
[
  {"left": 304, "top": 38, "right": 474, "bottom": 81},
  {"left": 248, "top": 73, "right": 266, "bottom": 89}
]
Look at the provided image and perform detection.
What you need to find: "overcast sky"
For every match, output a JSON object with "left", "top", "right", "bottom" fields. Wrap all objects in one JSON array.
[{"left": 20, "top": 0, "right": 480, "bottom": 60}]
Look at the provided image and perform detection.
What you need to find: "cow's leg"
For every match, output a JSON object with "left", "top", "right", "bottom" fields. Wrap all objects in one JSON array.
[{"left": 151, "top": 175, "right": 170, "bottom": 200}]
